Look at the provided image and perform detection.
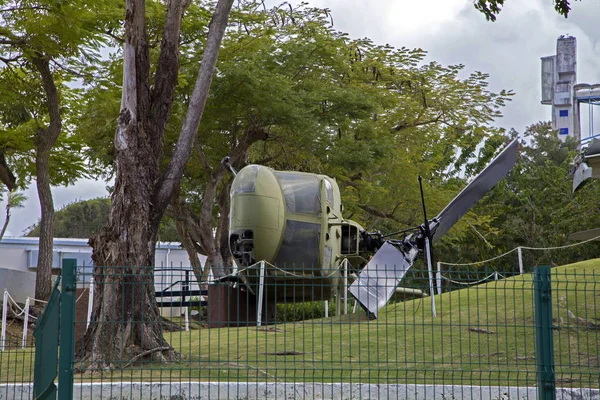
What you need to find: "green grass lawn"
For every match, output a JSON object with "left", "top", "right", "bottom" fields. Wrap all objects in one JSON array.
[{"left": 3, "top": 260, "right": 600, "bottom": 388}]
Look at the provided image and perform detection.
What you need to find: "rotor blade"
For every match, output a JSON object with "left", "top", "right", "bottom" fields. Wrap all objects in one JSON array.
[
  {"left": 348, "top": 241, "right": 418, "bottom": 319},
  {"left": 568, "top": 228, "right": 600, "bottom": 242},
  {"left": 431, "top": 139, "right": 518, "bottom": 242}
]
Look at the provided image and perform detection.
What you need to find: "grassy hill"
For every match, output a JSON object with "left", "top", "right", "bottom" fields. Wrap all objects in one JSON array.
[{"left": 164, "top": 259, "right": 600, "bottom": 387}]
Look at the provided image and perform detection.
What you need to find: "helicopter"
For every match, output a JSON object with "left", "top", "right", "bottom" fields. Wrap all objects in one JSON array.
[
  {"left": 227, "top": 164, "right": 371, "bottom": 304},
  {"left": 224, "top": 138, "right": 518, "bottom": 319}
]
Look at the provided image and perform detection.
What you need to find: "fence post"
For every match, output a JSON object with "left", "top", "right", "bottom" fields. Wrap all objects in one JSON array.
[
  {"left": 1, "top": 289, "right": 7, "bottom": 351},
  {"left": 22, "top": 297, "right": 30, "bottom": 348},
  {"left": 256, "top": 261, "right": 265, "bottom": 327},
  {"left": 58, "top": 259, "right": 77, "bottom": 400},
  {"left": 518, "top": 247, "right": 524, "bottom": 274},
  {"left": 534, "top": 265, "right": 555, "bottom": 400},
  {"left": 425, "top": 238, "right": 436, "bottom": 317},
  {"left": 436, "top": 262, "right": 442, "bottom": 295}
]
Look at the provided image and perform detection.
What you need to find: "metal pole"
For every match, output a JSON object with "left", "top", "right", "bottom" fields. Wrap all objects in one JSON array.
[
  {"left": 534, "top": 265, "right": 556, "bottom": 400},
  {"left": 22, "top": 297, "right": 30, "bottom": 348},
  {"left": 425, "top": 238, "right": 437, "bottom": 318},
  {"left": 1, "top": 289, "right": 7, "bottom": 351},
  {"left": 58, "top": 259, "right": 77, "bottom": 400},
  {"left": 343, "top": 259, "right": 348, "bottom": 315},
  {"left": 518, "top": 247, "right": 524, "bottom": 275},
  {"left": 436, "top": 262, "right": 442, "bottom": 295},
  {"left": 257, "top": 261, "right": 265, "bottom": 327},
  {"left": 324, "top": 301, "right": 329, "bottom": 318}
]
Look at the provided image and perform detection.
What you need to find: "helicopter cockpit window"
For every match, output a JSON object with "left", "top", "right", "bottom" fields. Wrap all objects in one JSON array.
[
  {"left": 275, "top": 172, "right": 321, "bottom": 215},
  {"left": 274, "top": 220, "right": 320, "bottom": 271},
  {"left": 324, "top": 178, "right": 334, "bottom": 205},
  {"left": 231, "top": 165, "right": 260, "bottom": 195},
  {"left": 341, "top": 224, "right": 358, "bottom": 255}
]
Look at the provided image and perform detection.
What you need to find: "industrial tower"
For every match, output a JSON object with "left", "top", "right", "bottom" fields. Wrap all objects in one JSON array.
[{"left": 542, "top": 35, "right": 600, "bottom": 143}]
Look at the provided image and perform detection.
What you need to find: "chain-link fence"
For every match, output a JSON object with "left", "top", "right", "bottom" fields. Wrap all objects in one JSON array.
[{"left": 2, "top": 259, "right": 599, "bottom": 399}]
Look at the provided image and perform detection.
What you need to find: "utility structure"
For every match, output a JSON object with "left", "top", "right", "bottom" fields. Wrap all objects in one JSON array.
[{"left": 541, "top": 35, "right": 600, "bottom": 143}]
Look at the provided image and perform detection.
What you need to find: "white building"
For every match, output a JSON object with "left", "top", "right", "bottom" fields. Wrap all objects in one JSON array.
[{"left": 0, "top": 237, "right": 205, "bottom": 305}]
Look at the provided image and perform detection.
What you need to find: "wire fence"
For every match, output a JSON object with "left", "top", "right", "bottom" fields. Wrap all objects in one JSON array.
[{"left": 2, "top": 257, "right": 600, "bottom": 399}]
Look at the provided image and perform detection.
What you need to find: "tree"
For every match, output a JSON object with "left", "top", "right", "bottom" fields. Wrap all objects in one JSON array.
[
  {"left": 437, "top": 122, "right": 600, "bottom": 272},
  {"left": 80, "top": 0, "right": 234, "bottom": 368},
  {"left": 78, "top": 3, "right": 513, "bottom": 287},
  {"left": 26, "top": 197, "right": 181, "bottom": 240},
  {"left": 474, "top": 0, "right": 581, "bottom": 21},
  {"left": 0, "top": 191, "right": 26, "bottom": 240},
  {"left": 0, "top": 0, "right": 114, "bottom": 300},
  {"left": 169, "top": 6, "right": 512, "bottom": 285}
]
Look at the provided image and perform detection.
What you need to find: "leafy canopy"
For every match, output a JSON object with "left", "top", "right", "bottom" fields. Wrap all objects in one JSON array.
[{"left": 474, "top": 0, "right": 581, "bottom": 21}]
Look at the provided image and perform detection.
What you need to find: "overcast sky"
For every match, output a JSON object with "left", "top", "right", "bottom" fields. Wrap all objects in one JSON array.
[{"left": 2, "top": 0, "right": 599, "bottom": 237}]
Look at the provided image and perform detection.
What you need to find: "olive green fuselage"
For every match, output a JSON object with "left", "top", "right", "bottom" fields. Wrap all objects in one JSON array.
[{"left": 229, "top": 165, "right": 365, "bottom": 302}]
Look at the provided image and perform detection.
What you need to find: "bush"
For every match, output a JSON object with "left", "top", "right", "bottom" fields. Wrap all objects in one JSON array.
[{"left": 276, "top": 300, "right": 336, "bottom": 322}]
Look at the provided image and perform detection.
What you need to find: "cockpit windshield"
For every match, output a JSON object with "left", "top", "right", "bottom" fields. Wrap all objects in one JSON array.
[
  {"left": 274, "top": 172, "right": 321, "bottom": 215},
  {"left": 231, "top": 165, "right": 260, "bottom": 195}
]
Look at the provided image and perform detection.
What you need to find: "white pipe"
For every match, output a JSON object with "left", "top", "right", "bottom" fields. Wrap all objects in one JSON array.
[
  {"left": 22, "top": 298, "right": 30, "bottom": 348},
  {"left": 517, "top": 247, "right": 524, "bottom": 275},
  {"left": 184, "top": 306, "right": 189, "bottom": 332},
  {"left": 257, "top": 261, "right": 265, "bottom": 327},
  {"left": 325, "top": 301, "right": 329, "bottom": 318},
  {"left": 1, "top": 290, "right": 8, "bottom": 351},
  {"left": 425, "top": 238, "right": 437, "bottom": 318},
  {"left": 86, "top": 276, "right": 94, "bottom": 329}
]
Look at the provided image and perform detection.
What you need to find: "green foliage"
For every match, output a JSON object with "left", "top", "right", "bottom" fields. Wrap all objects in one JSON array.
[
  {"left": 474, "top": 0, "right": 580, "bottom": 21},
  {"left": 437, "top": 122, "right": 600, "bottom": 270},
  {"left": 276, "top": 301, "right": 335, "bottom": 323},
  {"left": 0, "top": 0, "right": 122, "bottom": 187},
  {"left": 26, "top": 197, "right": 181, "bottom": 240},
  {"left": 58, "top": 3, "right": 512, "bottom": 262}
]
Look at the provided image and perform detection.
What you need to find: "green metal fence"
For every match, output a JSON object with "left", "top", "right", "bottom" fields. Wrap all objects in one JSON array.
[{"left": 2, "top": 258, "right": 600, "bottom": 399}]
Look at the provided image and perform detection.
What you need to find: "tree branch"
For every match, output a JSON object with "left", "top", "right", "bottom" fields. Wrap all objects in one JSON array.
[
  {"left": 150, "top": 0, "right": 189, "bottom": 155},
  {"left": 105, "top": 30, "right": 125, "bottom": 44},
  {"left": 0, "top": 55, "right": 21, "bottom": 65},
  {"left": 153, "top": 0, "right": 234, "bottom": 220},
  {"left": 31, "top": 56, "right": 62, "bottom": 148},
  {"left": 0, "top": 153, "right": 17, "bottom": 191},
  {"left": 391, "top": 112, "right": 443, "bottom": 133},
  {"left": 194, "top": 140, "right": 213, "bottom": 176},
  {"left": 358, "top": 204, "right": 407, "bottom": 224}
]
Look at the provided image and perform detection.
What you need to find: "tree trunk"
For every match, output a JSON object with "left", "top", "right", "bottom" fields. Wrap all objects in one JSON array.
[
  {"left": 34, "top": 151, "right": 55, "bottom": 301},
  {"left": 174, "top": 213, "right": 206, "bottom": 284},
  {"left": 216, "top": 182, "right": 233, "bottom": 268},
  {"left": 31, "top": 56, "right": 62, "bottom": 302},
  {"left": 81, "top": 0, "right": 234, "bottom": 369},
  {"left": 83, "top": 133, "right": 176, "bottom": 365}
]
